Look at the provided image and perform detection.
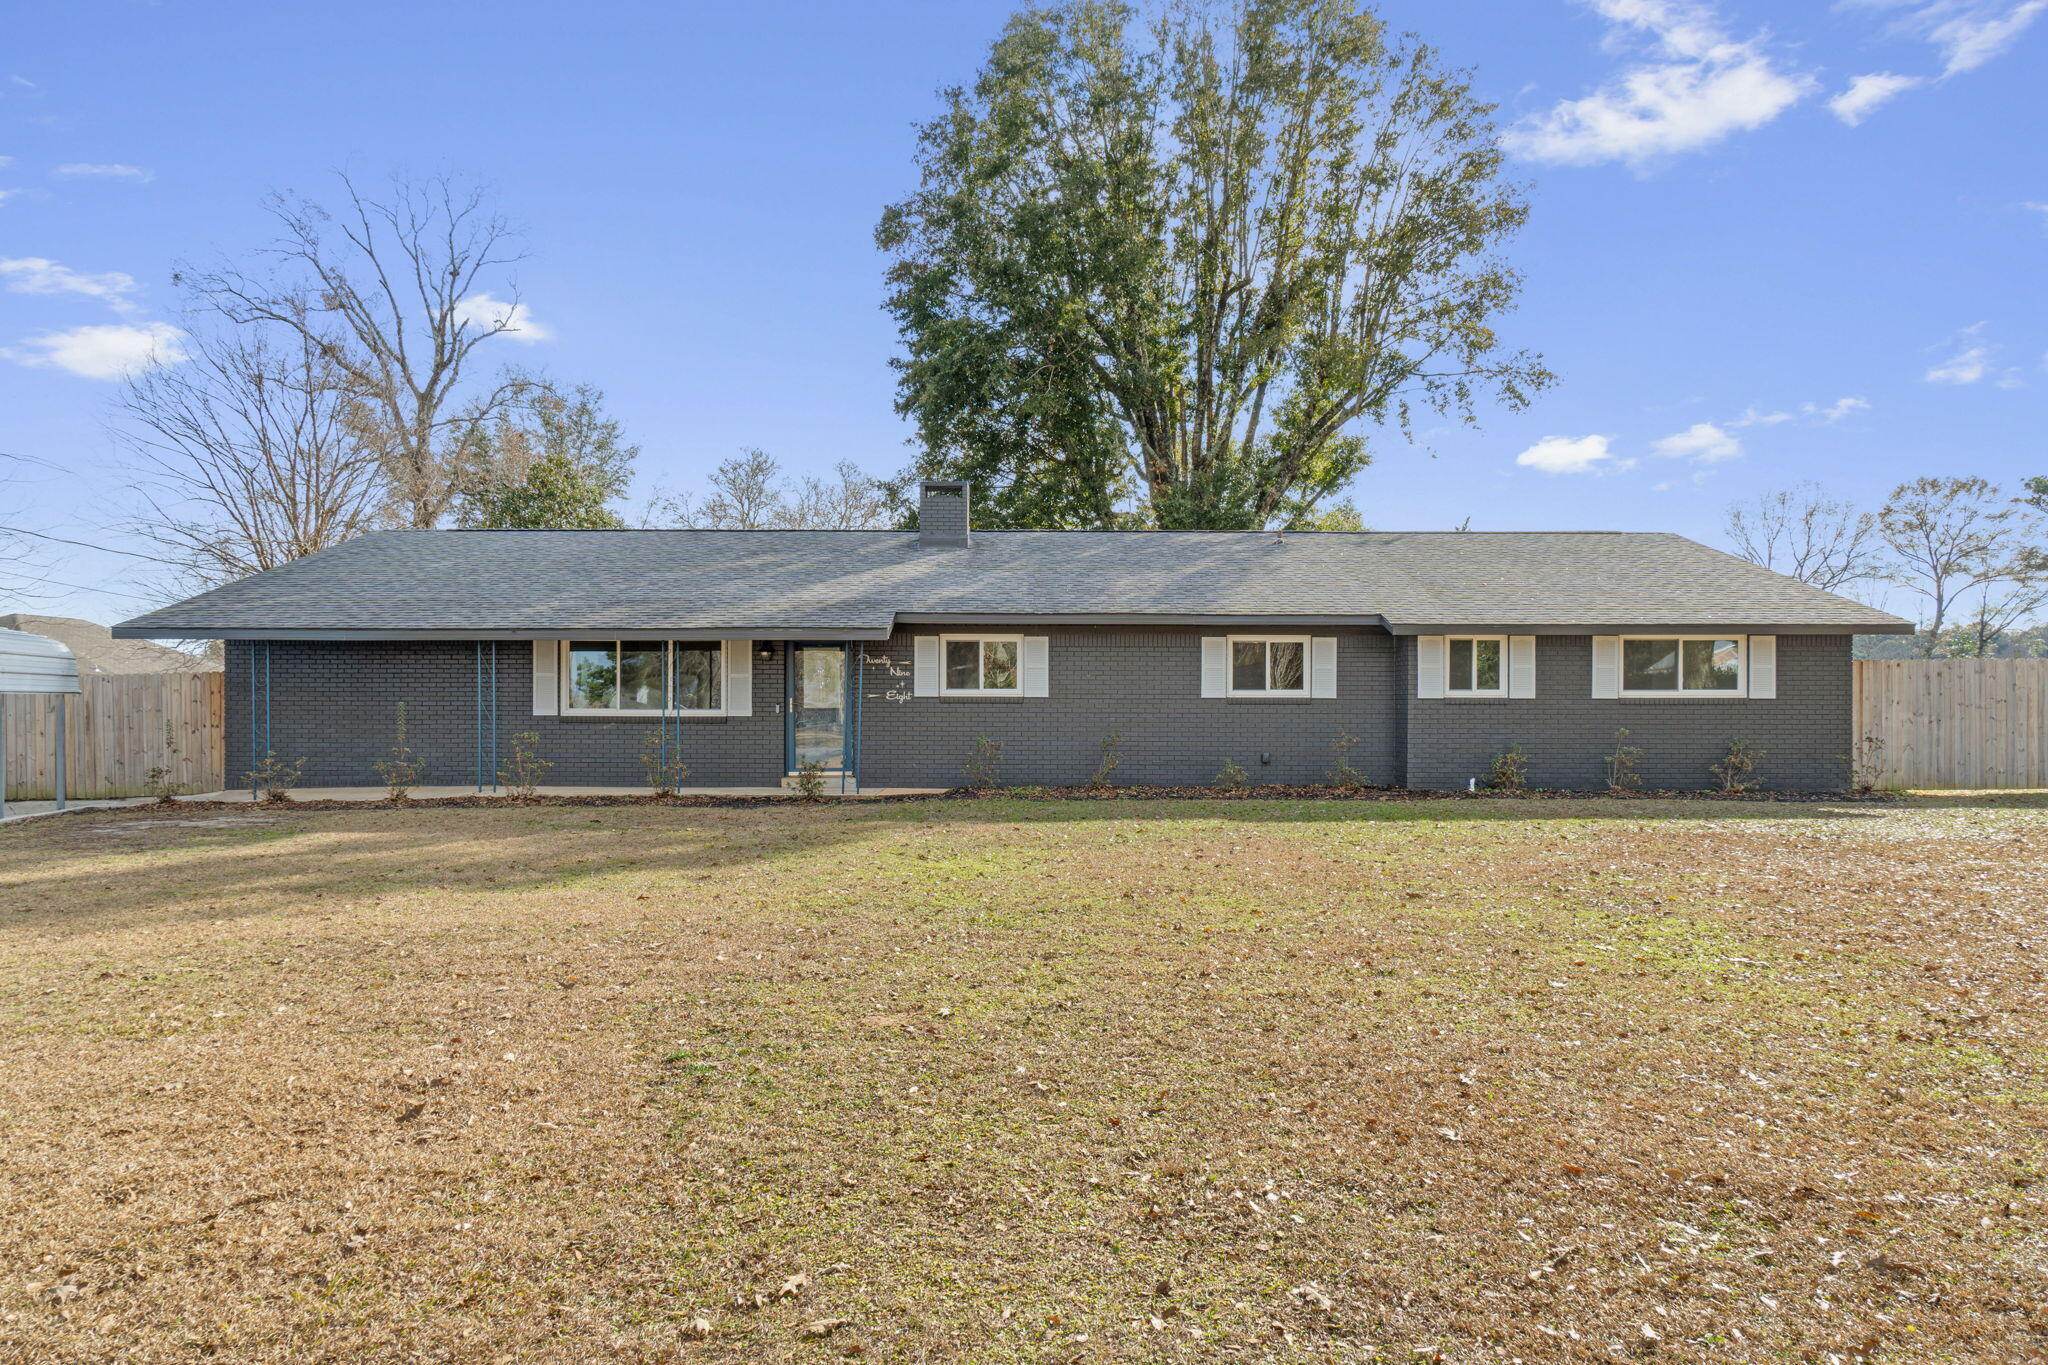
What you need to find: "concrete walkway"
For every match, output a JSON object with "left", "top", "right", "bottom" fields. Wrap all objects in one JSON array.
[
  {"left": 0, "top": 797, "right": 152, "bottom": 825},
  {"left": 185, "top": 783, "right": 943, "bottom": 801},
  {"left": 0, "top": 784, "right": 945, "bottom": 826}
]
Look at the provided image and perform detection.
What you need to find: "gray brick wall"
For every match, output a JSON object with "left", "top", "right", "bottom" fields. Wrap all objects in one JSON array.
[
  {"left": 857, "top": 626, "right": 1399, "bottom": 788},
  {"left": 1400, "top": 634, "right": 1852, "bottom": 792},
  {"left": 223, "top": 629, "right": 1851, "bottom": 792},
  {"left": 226, "top": 639, "right": 788, "bottom": 790}
]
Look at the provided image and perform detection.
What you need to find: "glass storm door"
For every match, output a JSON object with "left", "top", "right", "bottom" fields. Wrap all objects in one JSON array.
[{"left": 788, "top": 644, "right": 848, "bottom": 772}]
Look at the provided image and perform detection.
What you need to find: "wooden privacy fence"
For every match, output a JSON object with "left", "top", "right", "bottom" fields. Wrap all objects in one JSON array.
[
  {"left": 1853, "top": 659, "right": 2048, "bottom": 790},
  {"left": 1, "top": 671, "right": 224, "bottom": 800}
]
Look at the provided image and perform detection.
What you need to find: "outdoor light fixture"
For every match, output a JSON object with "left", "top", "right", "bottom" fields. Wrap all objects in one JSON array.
[{"left": 756, "top": 642, "right": 776, "bottom": 661}]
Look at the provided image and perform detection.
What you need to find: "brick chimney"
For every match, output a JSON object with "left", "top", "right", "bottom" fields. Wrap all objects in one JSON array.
[{"left": 917, "top": 480, "right": 970, "bottom": 547}]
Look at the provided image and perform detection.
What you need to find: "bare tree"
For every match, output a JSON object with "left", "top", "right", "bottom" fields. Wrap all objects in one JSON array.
[
  {"left": 0, "top": 453, "right": 55, "bottom": 598},
  {"left": 183, "top": 172, "right": 535, "bottom": 529},
  {"left": 1877, "top": 477, "right": 2041, "bottom": 658},
  {"left": 784, "top": 461, "right": 895, "bottom": 530},
  {"left": 696, "top": 449, "right": 785, "bottom": 529},
  {"left": 1724, "top": 483, "right": 1882, "bottom": 592},
  {"left": 650, "top": 450, "right": 892, "bottom": 530},
  {"left": 117, "top": 321, "right": 387, "bottom": 589}
]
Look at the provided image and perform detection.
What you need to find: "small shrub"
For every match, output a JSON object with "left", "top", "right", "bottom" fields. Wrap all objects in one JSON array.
[
  {"left": 143, "top": 721, "right": 185, "bottom": 805},
  {"left": 640, "top": 731, "right": 689, "bottom": 797},
  {"left": 1214, "top": 757, "right": 1248, "bottom": 789},
  {"left": 1710, "top": 739, "right": 1763, "bottom": 794},
  {"left": 1485, "top": 744, "right": 1529, "bottom": 792},
  {"left": 1846, "top": 734, "right": 1886, "bottom": 794},
  {"left": 370, "top": 701, "right": 428, "bottom": 802},
  {"left": 499, "top": 731, "right": 552, "bottom": 801},
  {"left": 1326, "top": 730, "right": 1367, "bottom": 790},
  {"left": 965, "top": 735, "right": 1005, "bottom": 791},
  {"left": 1604, "top": 728, "right": 1643, "bottom": 794},
  {"left": 1086, "top": 731, "right": 1123, "bottom": 791},
  {"left": 246, "top": 752, "right": 306, "bottom": 805},
  {"left": 792, "top": 758, "right": 826, "bottom": 802}
]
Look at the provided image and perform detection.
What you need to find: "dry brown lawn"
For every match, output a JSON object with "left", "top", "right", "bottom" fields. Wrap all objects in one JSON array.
[{"left": 1, "top": 795, "right": 2045, "bottom": 1364}]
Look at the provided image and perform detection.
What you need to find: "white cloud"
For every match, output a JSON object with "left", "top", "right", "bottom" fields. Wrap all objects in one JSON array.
[
  {"left": 1653, "top": 420, "right": 1743, "bottom": 461},
  {"left": 1515, "top": 434, "right": 1633, "bottom": 475},
  {"left": 2023, "top": 201, "right": 2048, "bottom": 226},
  {"left": 1502, "top": 0, "right": 1813, "bottom": 166},
  {"left": 453, "top": 291, "right": 551, "bottom": 343},
  {"left": 52, "top": 162, "right": 154, "bottom": 182},
  {"left": 1731, "top": 395, "right": 1869, "bottom": 426},
  {"left": 1849, "top": 1, "right": 2048, "bottom": 74},
  {"left": 2, "top": 321, "right": 185, "bottom": 380},
  {"left": 1926, "top": 0, "right": 2047, "bottom": 71},
  {"left": 1828, "top": 72, "right": 1924, "bottom": 123},
  {"left": 1925, "top": 344, "right": 1991, "bottom": 383},
  {"left": 0, "top": 255, "right": 140, "bottom": 312}
]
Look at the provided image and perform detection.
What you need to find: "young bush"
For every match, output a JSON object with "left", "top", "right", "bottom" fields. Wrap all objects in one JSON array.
[
  {"left": 640, "top": 731, "right": 689, "bottom": 797},
  {"left": 498, "top": 731, "right": 552, "bottom": 801},
  {"left": 791, "top": 758, "right": 827, "bottom": 802},
  {"left": 1710, "top": 739, "right": 1763, "bottom": 794},
  {"left": 143, "top": 721, "right": 186, "bottom": 805},
  {"left": 965, "top": 735, "right": 1005, "bottom": 791},
  {"left": 1326, "top": 730, "right": 1367, "bottom": 790},
  {"left": 1485, "top": 744, "right": 1529, "bottom": 792},
  {"left": 370, "top": 701, "right": 428, "bottom": 802},
  {"left": 1086, "top": 730, "right": 1123, "bottom": 791},
  {"left": 1847, "top": 734, "right": 1887, "bottom": 794},
  {"left": 246, "top": 752, "right": 306, "bottom": 805},
  {"left": 1604, "top": 728, "right": 1643, "bottom": 795},
  {"left": 1214, "top": 757, "right": 1248, "bottom": 789}
]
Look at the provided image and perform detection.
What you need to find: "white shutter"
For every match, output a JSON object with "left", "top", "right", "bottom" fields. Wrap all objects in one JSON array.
[
  {"left": 913, "top": 636, "right": 940, "bottom": 696},
  {"left": 722, "top": 640, "right": 753, "bottom": 716},
  {"left": 1591, "top": 636, "right": 1621, "bottom": 699},
  {"left": 1200, "top": 637, "right": 1228, "bottom": 698},
  {"left": 1021, "top": 636, "right": 1050, "bottom": 697},
  {"left": 1416, "top": 635, "right": 1446, "bottom": 699},
  {"left": 531, "top": 640, "right": 559, "bottom": 715},
  {"left": 1747, "top": 635, "right": 1777, "bottom": 699},
  {"left": 1508, "top": 635, "right": 1537, "bottom": 699},
  {"left": 1309, "top": 637, "right": 1337, "bottom": 699}
]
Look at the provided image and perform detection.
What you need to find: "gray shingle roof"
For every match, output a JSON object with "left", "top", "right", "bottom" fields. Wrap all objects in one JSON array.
[{"left": 112, "top": 528, "right": 1911, "bottom": 638}]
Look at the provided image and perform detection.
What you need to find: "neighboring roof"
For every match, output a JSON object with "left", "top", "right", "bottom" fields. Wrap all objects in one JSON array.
[
  {"left": 0, "top": 626, "right": 83, "bottom": 694},
  {"left": 111, "top": 528, "right": 1912, "bottom": 639},
  {"left": 0, "top": 614, "right": 215, "bottom": 674}
]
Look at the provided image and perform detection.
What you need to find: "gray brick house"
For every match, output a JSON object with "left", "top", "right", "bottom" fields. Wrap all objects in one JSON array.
[{"left": 114, "top": 482, "right": 1909, "bottom": 793}]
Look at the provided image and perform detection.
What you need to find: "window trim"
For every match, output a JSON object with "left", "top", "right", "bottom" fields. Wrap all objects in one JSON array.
[
  {"left": 938, "top": 634, "right": 1025, "bottom": 697},
  {"left": 1225, "top": 634, "right": 1311, "bottom": 698},
  {"left": 559, "top": 641, "right": 728, "bottom": 716},
  {"left": 1444, "top": 635, "right": 1508, "bottom": 696},
  {"left": 1618, "top": 634, "right": 1746, "bottom": 697}
]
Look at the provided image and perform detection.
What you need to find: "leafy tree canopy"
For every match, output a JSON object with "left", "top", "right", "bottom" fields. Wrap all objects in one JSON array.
[
  {"left": 454, "top": 383, "right": 637, "bottom": 529},
  {"left": 878, "top": 0, "right": 1550, "bottom": 529}
]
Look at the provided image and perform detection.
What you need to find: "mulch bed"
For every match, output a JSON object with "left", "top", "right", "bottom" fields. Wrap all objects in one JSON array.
[
  {"left": 969, "top": 782, "right": 1896, "bottom": 803},
  {"left": 68, "top": 784, "right": 1897, "bottom": 818}
]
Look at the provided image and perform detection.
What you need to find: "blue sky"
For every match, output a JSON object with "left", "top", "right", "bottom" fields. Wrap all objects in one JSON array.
[{"left": 3, "top": 0, "right": 2044, "bottom": 625}]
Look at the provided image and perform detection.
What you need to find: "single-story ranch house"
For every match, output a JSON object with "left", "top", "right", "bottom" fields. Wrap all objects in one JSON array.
[{"left": 115, "top": 482, "right": 1911, "bottom": 793}]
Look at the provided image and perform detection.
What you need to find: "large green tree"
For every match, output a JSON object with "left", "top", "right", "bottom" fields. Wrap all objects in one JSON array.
[
  {"left": 453, "top": 383, "right": 637, "bottom": 529},
  {"left": 878, "top": 0, "right": 1550, "bottom": 529}
]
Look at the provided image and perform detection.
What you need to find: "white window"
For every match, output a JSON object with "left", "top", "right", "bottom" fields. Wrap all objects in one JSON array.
[
  {"left": 940, "top": 635, "right": 1022, "bottom": 696},
  {"left": 1620, "top": 636, "right": 1744, "bottom": 696},
  {"left": 1446, "top": 636, "right": 1506, "bottom": 695},
  {"left": 1227, "top": 636, "right": 1308, "bottom": 696},
  {"left": 562, "top": 642, "right": 725, "bottom": 714}
]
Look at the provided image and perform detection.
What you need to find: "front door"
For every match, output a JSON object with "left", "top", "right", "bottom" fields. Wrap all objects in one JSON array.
[{"left": 787, "top": 644, "right": 848, "bottom": 773}]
